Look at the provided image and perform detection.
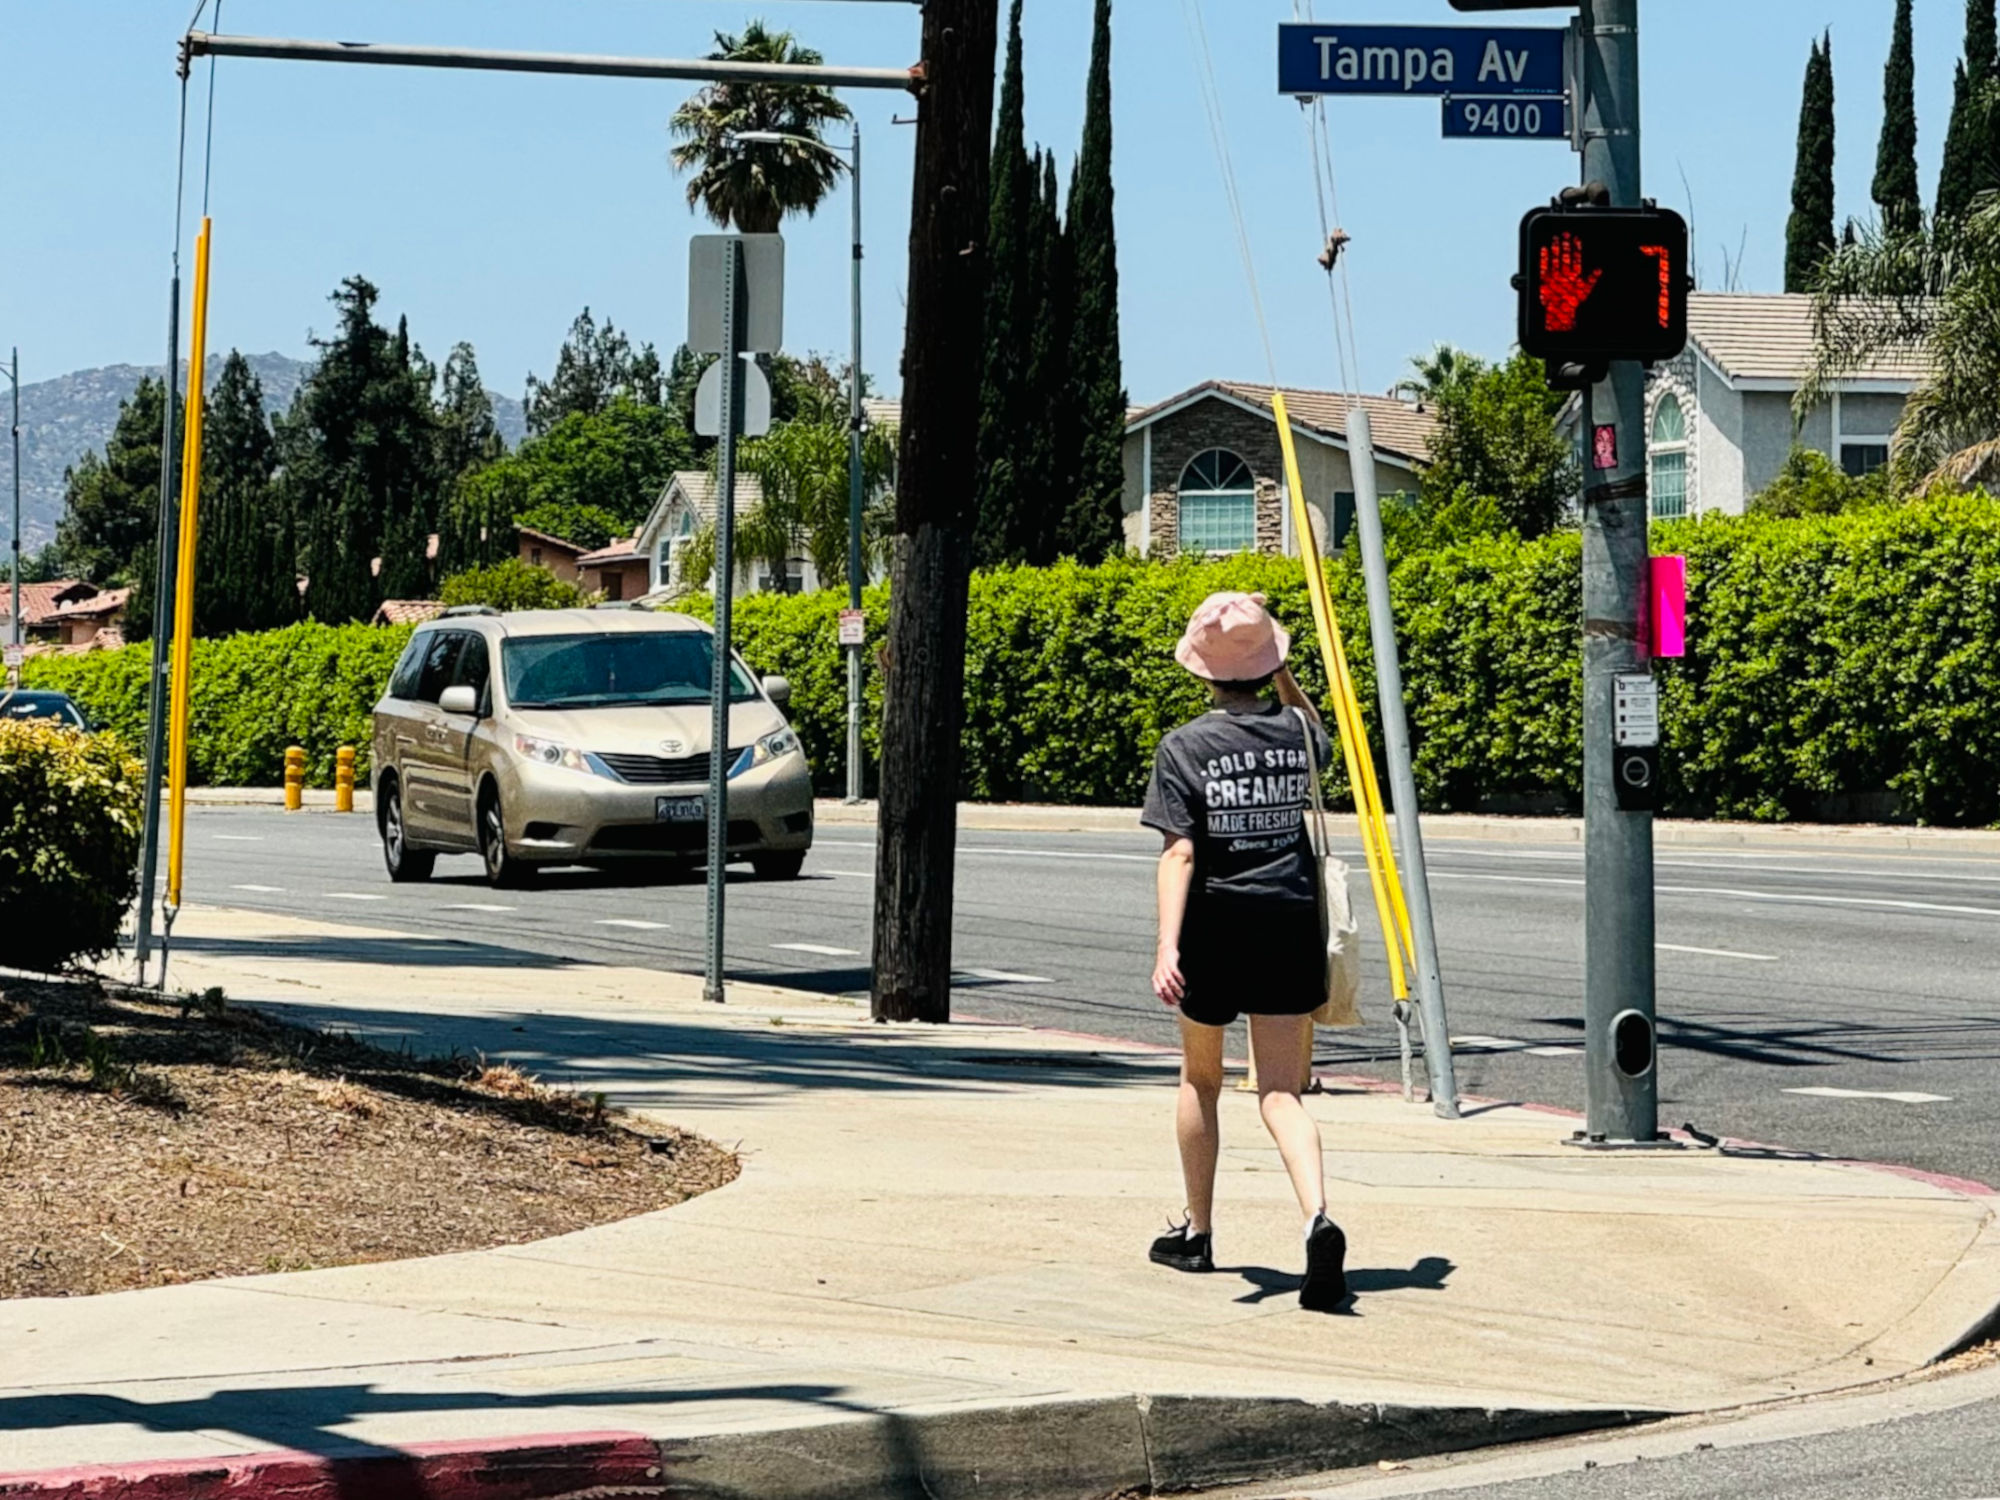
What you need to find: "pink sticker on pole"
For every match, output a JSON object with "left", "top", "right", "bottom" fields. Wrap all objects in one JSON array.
[{"left": 1649, "top": 555, "right": 1687, "bottom": 659}]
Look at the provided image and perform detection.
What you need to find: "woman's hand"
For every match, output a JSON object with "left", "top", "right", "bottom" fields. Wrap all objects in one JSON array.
[{"left": 1153, "top": 943, "right": 1186, "bottom": 1007}]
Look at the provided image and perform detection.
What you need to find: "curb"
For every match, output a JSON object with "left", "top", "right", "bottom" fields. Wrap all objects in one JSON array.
[{"left": 0, "top": 1400, "right": 1663, "bottom": 1500}]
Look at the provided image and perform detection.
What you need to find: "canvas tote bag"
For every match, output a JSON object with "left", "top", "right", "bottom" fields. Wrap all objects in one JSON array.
[{"left": 1293, "top": 707, "right": 1364, "bottom": 1028}]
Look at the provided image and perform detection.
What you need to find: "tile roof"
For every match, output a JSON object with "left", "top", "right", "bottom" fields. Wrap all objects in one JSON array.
[
  {"left": 516, "top": 527, "right": 589, "bottom": 555},
  {"left": 578, "top": 537, "right": 646, "bottom": 567},
  {"left": 372, "top": 599, "right": 445, "bottom": 627},
  {"left": 1686, "top": 293, "right": 1931, "bottom": 385},
  {"left": 0, "top": 580, "right": 92, "bottom": 628},
  {"left": 1130, "top": 381, "right": 1440, "bottom": 465},
  {"left": 665, "top": 470, "right": 765, "bottom": 522},
  {"left": 52, "top": 587, "right": 131, "bottom": 621}
]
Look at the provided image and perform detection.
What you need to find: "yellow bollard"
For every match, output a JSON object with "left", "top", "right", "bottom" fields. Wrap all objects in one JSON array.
[
  {"left": 335, "top": 746, "right": 356, "bottom": 813},
  {"left": 284, "top": 746, "right": 306, "bottom": 812}
]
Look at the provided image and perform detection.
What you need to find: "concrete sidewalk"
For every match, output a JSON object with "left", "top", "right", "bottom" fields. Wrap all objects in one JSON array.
[
  {"left": 185, "top": 785, "right": 2000, "bottom": 854},
  {"left": 5, "top": 906, "right": 1997, "bottom": 1497}
]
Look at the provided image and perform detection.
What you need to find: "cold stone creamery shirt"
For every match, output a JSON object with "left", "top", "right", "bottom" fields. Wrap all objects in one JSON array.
[{"left": 1142, "top": 701, "right": 1333, "bottom": 905}]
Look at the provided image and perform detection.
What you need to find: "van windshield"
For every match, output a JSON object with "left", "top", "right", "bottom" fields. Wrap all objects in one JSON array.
[{"left": 501, "top": 632, "right": 759, "bottom": 710}]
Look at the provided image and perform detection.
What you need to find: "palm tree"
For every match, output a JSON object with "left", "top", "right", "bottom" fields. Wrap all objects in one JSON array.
[
  {"left": 1801, "top": 187, "right": 2000, "bottom": 491},
  {"left": 1391, "top": 344, "right": 1485, "bottom": 405},
  {"left": 668, "top": 22, "right": 854, "bottom": 233}
]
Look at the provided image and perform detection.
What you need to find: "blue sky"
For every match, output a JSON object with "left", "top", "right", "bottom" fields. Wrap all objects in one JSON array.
[{"left": 0, "top": 1, "right": 1977, "bottom": 406}]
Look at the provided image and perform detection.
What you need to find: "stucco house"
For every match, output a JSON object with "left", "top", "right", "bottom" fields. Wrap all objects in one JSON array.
[
  {"left": 515, "top": 528, "right": 588, "bottom": 584},
  {"left": 1625, "top": 293, "right": 1928, "bottom": 519},
  {"left": 1121, "top": 382, "right": 1437, "bottom": 559}
]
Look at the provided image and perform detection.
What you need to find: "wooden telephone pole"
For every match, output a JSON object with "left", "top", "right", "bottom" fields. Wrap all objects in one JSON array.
[{"left": 872, "top": 0, "right": 1000, "bottom": 1023}]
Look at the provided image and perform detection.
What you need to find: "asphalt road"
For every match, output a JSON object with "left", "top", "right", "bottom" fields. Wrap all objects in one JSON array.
[{"left": 170, "top": 805, "right": 2000, "bottom": 1186}]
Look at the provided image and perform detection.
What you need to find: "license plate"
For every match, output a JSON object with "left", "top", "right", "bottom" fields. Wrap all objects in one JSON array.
[{"left": 656, "top": 796, "right": 706, "bottom": 823}]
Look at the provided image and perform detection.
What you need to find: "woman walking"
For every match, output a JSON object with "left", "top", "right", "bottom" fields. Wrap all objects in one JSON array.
[{"left": 1141, "top": 591, "right": 1347, "bottom": 1312}]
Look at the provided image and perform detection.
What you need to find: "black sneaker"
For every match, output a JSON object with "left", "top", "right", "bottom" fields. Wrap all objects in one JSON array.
[
  {"left": 1149, "top": 1220, "right": 1214, "bottom": 1274},
  {"left": 1299, "top": 1214, "right": 1348, "bottom": 1312}
]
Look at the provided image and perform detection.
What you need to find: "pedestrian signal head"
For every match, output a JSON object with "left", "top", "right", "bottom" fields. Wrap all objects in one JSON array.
[{"left": 1517, "top": 206, "right": 1689, "bottom": 364}]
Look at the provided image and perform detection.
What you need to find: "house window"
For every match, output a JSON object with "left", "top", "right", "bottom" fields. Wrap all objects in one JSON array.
[
  {"left": 1178, "top": 449, "right": 1257, "bottom": 554},
  {"left": 1650, "top": 396, "right": 1689, "bottom": 520},
  {"left": 1842, "top": 443, "right": 1890, "bottom": 478}
]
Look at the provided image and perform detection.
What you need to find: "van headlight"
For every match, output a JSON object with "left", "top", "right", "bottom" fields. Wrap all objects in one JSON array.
[
  {"left": 513, "top": 733, "right": 592, "bottom": 774},
  {"left": 730, "top": 727, "right": 801, "bottom": 778}
]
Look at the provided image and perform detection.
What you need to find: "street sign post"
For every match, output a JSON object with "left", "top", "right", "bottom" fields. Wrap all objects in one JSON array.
[
  {"left": 1444, "top": 95, "right": 1567, "bottom": 139},
  {"left": 1279, "top": 24, "right": 1565, "bottom": 97}
]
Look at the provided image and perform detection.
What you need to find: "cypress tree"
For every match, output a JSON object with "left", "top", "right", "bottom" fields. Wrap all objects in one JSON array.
[
  {"left": 1938, "top": 0, "right": 1999, "bottom": 223},
  {"left": 197, "top": 351, "right": 284, "bottom": 636},
  {"left": 1057, "top": 0, "right": 1126, "bottom": 563},
  {"left": 1786, "top": 35, "right": 1837, "bottom": 292},
  {"left": 1874, "top": 0, "right": 1923, "bottom": 236},
  {"left": 973, "top": 0, "right": 1033, "bottom": 568},
  {"left": 1021, "top": 151, "right": 1072, "bottom": 566}
]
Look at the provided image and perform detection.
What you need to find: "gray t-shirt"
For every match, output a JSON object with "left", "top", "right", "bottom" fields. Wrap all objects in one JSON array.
[{"left": 1142, "top": 702, "right": 1333, "bottom": 904}]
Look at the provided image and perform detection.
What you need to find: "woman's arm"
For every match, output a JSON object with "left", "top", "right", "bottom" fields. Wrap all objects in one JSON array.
[
  {"left": 1153, "top": 837, "right": 1196, "bottom": 1006},
  {"left": 1273, "top": 666, "right": 1322, "bottom": 730}
]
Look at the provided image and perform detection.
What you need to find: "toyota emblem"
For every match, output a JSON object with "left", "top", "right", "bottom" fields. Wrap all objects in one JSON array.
[{"left": 659, "top": 738, "right": 685, "bottom": 756}]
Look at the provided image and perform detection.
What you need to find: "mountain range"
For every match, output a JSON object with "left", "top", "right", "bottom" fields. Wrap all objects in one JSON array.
[{"left": 0, "top": 353, "right": 528, "bottom": 553}]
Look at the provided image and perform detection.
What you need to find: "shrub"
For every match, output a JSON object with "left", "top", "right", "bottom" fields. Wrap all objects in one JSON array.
[
  {"left": 0, "top": 723, "right": 144, "bottom": 970},
  {"left": 24, "top": 622, "right": 414, "bottom": 787},
  {"left": 439, "top": 557, "right": 588, "bottom": 612}
]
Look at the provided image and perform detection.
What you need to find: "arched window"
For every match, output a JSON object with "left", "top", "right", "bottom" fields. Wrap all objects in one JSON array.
[
  {"left": 1178, "top": 449, "right": 1258, "bottom": 555},
  {"left": 1650, "top": 396, "right": 1689, "bottom": 520}
]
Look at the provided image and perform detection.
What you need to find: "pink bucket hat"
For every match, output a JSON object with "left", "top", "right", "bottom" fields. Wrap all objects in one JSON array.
[{"left": 1174, "top": 592, "right": 1291, "bottom": 682}]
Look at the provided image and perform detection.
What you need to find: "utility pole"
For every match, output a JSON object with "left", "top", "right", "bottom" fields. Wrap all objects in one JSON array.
[
  {"left": 845, "top": 123, "right": 867, "bottom": 806},
  {"left": 1576, "top": 0, "right": 1659, "bottom": 1143},
  {"left": 872, "top": 0, "right": 1000, "bottom": 1023},
  {"left": 7, "top": 349, "right": 18, "bottom": 677},
  {"left": 134, "top": 282, "right": 184, "bottom": 983}
]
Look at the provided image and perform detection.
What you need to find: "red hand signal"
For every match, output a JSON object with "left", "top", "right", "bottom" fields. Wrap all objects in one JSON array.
[{"left": 1538, "top": 231, "right": 1602, "bottom": 333}]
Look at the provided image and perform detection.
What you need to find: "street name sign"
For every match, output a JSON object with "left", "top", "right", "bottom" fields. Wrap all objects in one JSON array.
[
  {"left": 1444, "top": 95, "right": 1567, "bottom": 139},
  {"left": 1279, "top": 24, "right": 1565, "bottom": 97}
]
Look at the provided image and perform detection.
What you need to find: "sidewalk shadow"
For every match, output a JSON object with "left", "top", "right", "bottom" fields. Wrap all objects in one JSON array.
[
  {"left": 1225, "top": 1255, "right": 1455, "bottom": 1315},
  {"left": 172, "top": 934, "right": 576, "bottom": 971}
]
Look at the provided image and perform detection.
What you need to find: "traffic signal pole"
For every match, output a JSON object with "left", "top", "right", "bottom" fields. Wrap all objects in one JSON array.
[{"left": 1576, "top": 0, "right": 1660, "bottom": 1143}]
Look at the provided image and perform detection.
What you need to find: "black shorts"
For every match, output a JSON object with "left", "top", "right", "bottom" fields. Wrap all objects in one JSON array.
[{"left": 1176, "top": 895, "right": 1324, "bottom": 1028}]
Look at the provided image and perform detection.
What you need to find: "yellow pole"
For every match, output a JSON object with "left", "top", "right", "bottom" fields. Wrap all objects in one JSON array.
[
  {"left": 165, "top": 218, "right": 213, "bottom": 913},
  {"left": 285, "top": 746, "right": 306, "bottom": 812},
  {"left": 335, "top": 746, "right": 356, "bottom": 813},
  {"left": 1270, "top": 392, "right": 1413, "bottom": 998}
]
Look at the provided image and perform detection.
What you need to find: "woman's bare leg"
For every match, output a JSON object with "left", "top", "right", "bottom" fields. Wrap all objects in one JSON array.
[
  {"left": 1177, "top": 1017, "right": 1226, "bottom": 1234},
  {"left": 1248, "top": 1013, "right": 1327, "bottom": 1223}
]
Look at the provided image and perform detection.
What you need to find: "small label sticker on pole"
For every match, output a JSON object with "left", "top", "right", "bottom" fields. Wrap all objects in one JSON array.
[
  {"left": 837, "top": 609, "right": 866, "bottom": 647},
  {"left": 2, "top": 644, "right": 23, "bottom": 669},
  {"left": 1613, "top": 674, "right": 1660, "bottom": 748},
  {"left": 1592, "top": 424, "right": 1618, "bottom": 471}
]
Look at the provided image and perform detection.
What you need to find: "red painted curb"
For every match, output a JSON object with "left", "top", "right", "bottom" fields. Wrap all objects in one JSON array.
[{"left": 0, "top": 1432, "right": 664, "bottom": 1500}]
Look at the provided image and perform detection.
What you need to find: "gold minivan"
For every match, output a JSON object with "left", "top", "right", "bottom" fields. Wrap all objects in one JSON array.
[{"left": 370, "top": 607, "right": 812, "bottom": 886}]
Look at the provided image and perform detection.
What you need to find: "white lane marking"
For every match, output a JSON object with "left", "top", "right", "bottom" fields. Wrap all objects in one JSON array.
[
  {"left": 441, "top": 903, "right": 516, "bottom": 913},
  {"left": 817, "top": 837, "right": 1154, "bottom": 866},
  {"left": 1447, "top": 846, "right": 2000, "bottom": 884},
  {"left": 1657, "top": 942, "right": 1779, "bottom": 961},
  {"left": 1451, "top": 1035, "right": 1583, "bottom": 1059},
  {"left": 955, "top": 968, "right": 1054, "bottom": 984},
  {"left": 232, "top": 883, "right": 286, "bottom": 893},
  {"left": 1431, "top": 870, "right": 2000, "bottom": 918},
  {"left": 822, "top": 869, "right": 875, "bottom": 879},
  {"left": 325, "top": 892, "right": 387, "bottom": 901},
  {"left": 773, "top": 943, "right": 862, "bottom": 958},
  {"left": 213, "top": 835, "right": 264, "bottom": 842},
  {"left": 1784, "top": 1087, "right": 1953, "bottom": 1105},
  {"left": 598, "top": 918, "right": 668, "bottom": 930}
]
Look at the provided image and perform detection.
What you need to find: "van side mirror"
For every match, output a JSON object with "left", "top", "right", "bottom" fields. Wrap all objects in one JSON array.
[
  {"left": 762, "top": 675, "right": 792, "bottom": 709},
  {"left": 438, "top": 684, "right": 480, "bottom": 716}
]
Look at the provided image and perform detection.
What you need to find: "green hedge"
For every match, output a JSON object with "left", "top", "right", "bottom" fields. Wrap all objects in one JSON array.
[
  {"left": 0, "top": 724, "right": 144, "bottom": 970},
  {"left": 25, "top": 622, "right": 413, "bottom": 788},
  {"left": 23, "top": 494, "right": 2000, "bottom": 822}
]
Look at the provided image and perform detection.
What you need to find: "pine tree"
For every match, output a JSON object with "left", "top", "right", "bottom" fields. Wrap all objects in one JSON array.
[
  {"left": 524, "top": 310, "right": 663, "bottom": 435},
  {"left": 53, "top": 378, "right": 166, "bottom": 597},
  {"left": 281, "top": 278, "right": 444, "bottom": 621},
  {"left": 1786, "top": 35, "right": 1838, "bottom": 292},
  {"left": 1875, "top": 0, "right": 1923, "bottom": 236},
  {"left": 436, "top": 342, "right": 503, "bottom": 481},
  {"left": 1057, "top": 0, "right": 1126, "bottom": 562},
  {"left": 973, "top": 0, "right": 1033, "bottom": 569},
  {"left": 1939, "top": 0, "right": 1999, "bottom": 222}
]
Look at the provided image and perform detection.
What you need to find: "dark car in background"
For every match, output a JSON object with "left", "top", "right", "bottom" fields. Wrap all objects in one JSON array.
[{"left": 1, "top": 691, "right": 91, "bottom": 729}]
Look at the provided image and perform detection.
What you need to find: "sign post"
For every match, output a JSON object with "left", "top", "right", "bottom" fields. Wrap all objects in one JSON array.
[{"left": 689, "top": 233, "right": 783, "bottom": 1005}]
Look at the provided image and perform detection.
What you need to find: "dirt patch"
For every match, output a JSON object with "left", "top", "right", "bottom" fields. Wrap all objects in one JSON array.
[{"left": 0, "top": 975, "right": 738, "bottom": 1298}]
